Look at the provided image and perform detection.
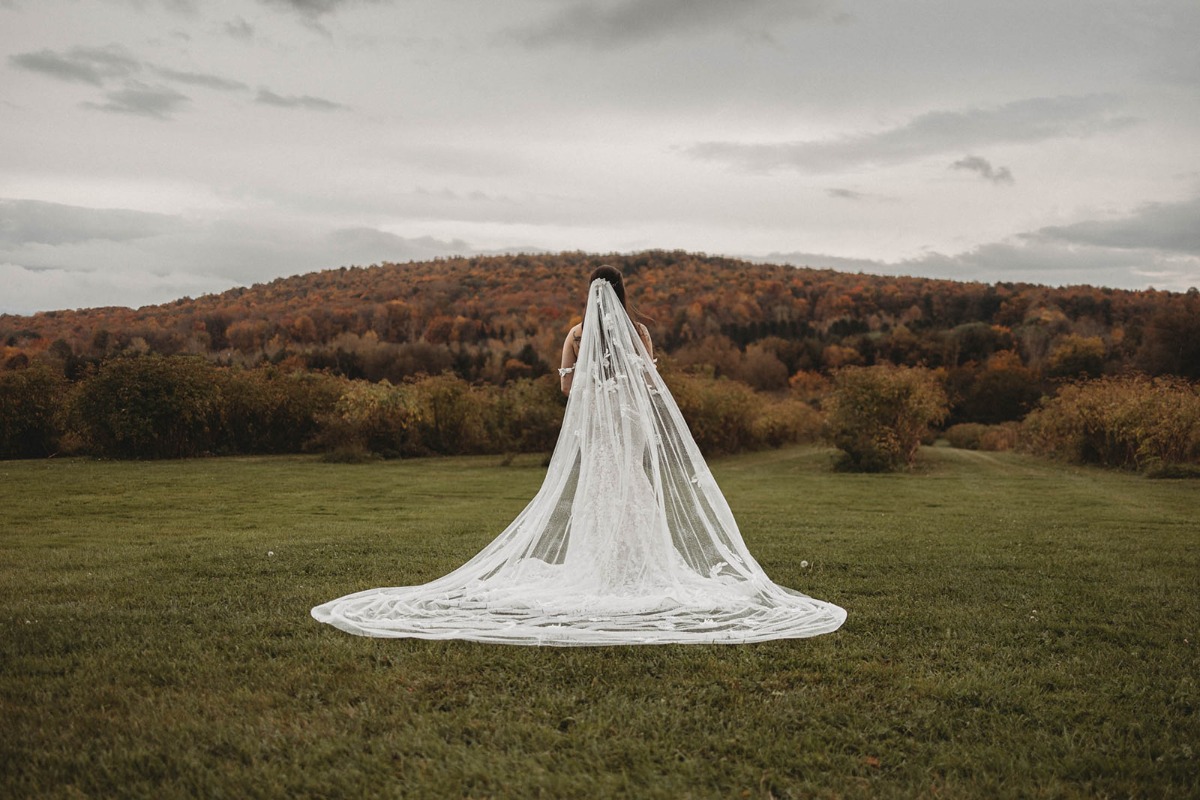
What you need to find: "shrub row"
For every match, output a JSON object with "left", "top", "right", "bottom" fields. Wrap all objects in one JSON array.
[
  {"left": 0, "top": 356, "right": 823, "bottom": 461},
  {"left": 1022, "top": 375, "right": 1200, "bottom": 470},
  {"left": 317, "top": 373, "right": 565, "bottom": 459},
  {"left": 10, "top": 356, "right": 1193, "bottom": 472}
]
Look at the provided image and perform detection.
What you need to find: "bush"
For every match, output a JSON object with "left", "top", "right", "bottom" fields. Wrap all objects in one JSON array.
[
  {"left": 825, "top": 365, "right": 949, "bottom": 471},
  {"left": 979, "top": 422, "right": 1020, "bottom": 452},
  {"left": 944, "top": 423, "right": 988, "bottom": 450},
  {"left": 1023, "top": 375, "right": 1200, "bottom": 470},
  {"left": 666, "top": 372, "right": 761, "bottom": 455},
  {"left": 318, "top": 372, "right": 550, "bottom": 459},
  {"left": 482, "top": 376, "right": 565, "bottom": 454},
  {"left": 68, "top": 355, "right": 223, "bottom": 459},
  {"left": 219, "top": 368, "right": 345, "bottom": 454},
  {"left": 319, "top": 441, "right": 380, "bottom": 464},
  {"left": 0, "top": 363, "right": 67, "bottom": 459},
  {"left": 944, "top": 422, "right": 1018, "bottom": 451},
  {"left": 408, "top": 373, "right": 489, "bottom": 455},
  {"left": 320, "top": 379, "right": 421, "bottom": 458},
  {"left": 666, "top": 371, "right": 823, "bottom": 455},
  {"left": 749, "top": 398, "right": 824, "bottom": 449}
]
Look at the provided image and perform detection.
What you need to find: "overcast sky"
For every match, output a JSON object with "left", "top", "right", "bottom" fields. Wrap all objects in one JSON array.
[{"left": 2, "top": 0, "right": 1198, "bottom": 314}]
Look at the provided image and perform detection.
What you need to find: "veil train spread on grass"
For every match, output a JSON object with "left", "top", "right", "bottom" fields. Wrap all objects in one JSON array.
[{"left": 312, "top": 279, "right": 846, "bottom": 645}]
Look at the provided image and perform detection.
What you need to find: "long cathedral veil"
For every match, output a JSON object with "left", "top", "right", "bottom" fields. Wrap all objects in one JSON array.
[{"left": 311, "top": 279, "right": 846, "bottom": 645}]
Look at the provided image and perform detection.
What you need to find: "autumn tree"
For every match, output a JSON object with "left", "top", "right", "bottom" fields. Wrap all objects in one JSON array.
[
  {"left": 1136, "top": 292, "right": 1200, "bottom": 378},
  {"left": 1045, "top": 334, "right": 1106, "bottom": 379},
  {"left": 949, "top": 350, "right": 1042, "bottom": 424}
]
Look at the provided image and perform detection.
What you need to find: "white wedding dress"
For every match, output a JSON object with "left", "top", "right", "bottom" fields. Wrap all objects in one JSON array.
[{"left": 311, "top": 279, "right": 846, "bottom": 645}]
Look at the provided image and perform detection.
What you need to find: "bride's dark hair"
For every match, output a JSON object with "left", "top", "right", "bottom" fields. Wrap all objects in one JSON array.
[
  {"left": 586, "top": 264, "right": 653, "bottom": 326},
  {"left": 588, "top": 265, "right": 626, "bottom": 309}
]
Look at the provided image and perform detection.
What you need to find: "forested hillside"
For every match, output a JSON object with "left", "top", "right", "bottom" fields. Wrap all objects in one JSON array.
[{"left": 3, "top": 251, "right": 1197, "bottom": 393}]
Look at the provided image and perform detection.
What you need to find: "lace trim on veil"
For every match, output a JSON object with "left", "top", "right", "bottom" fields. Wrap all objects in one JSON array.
[{"left": 312, "top": 279, "right": 846, "bottom": 645}]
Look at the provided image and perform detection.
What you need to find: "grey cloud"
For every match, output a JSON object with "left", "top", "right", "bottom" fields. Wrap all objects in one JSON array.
[
  {"left": 688, "top": 94, "right": 1136, "bottom": 173},
  {"left": 9, "top": 44, "right": 140, "bottom": 85},
  {"left": 896, "top": 241, "right": 1198, "bottom": 291},
  {"left": 150, "top": 66, "right": 247, "bottom": 91},
  {"left": 951, "top": 156, "right": 1014, "bottom": 185},
  {"left": 17, "top": 43, "right": 359, "bottom": 119},
  {"left": 826, "top": 188, "right": 866, "bottom": 200},
  {"left": 82, "top": 81, "right": 191, "bottom": 119},
  {"left": 224, "top": 17, "right": 255, "bottom": 40},
  {"left": 0, "top": 198, "right": 180, "bottom": 246},
  {"left": 258, "top": 0, "right": 387, "bottom": 17},
  {"left": 9, "top": 44, "right": 244, "bottom": 95},
  {"left": 10, "top": 50, "right": 104, "bottom": 85},
  {"left": 1028, "top": 196, "right": 1200, "bottom": 255},
  {"left": 255, "top": 88, "right": 347, "bottom": 111},
  {"left": 510, "top": 0, "right": 830, "bottom": 49}
]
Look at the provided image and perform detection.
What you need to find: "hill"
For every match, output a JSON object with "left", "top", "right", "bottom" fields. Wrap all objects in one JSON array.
[{"left": 2, "top": 251, "right": 1198, "bottom": 394}]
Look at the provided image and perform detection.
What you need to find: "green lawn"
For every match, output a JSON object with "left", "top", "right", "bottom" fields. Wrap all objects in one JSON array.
[{"left": 1, "top": 447, "right": 1196, "bottom": 799}]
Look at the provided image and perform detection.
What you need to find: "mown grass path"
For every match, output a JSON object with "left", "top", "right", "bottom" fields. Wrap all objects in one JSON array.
[{"left": 1, "top": 447, "right": 1196, "bottom": 798}]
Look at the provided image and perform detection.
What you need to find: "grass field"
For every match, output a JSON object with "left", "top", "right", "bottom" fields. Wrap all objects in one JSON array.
[{"left": 1, "top": 446, "right": 1197, "bottom": 799}]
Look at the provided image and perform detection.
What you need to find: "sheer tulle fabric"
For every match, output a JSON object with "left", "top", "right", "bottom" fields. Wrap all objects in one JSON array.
[{"left": 312, "top": 279, "right": 846, "bottom": 645}]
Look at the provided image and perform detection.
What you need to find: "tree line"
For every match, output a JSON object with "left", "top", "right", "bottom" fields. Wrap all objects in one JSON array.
[{"left": 0, "top": 356, "right": 825, "bottom": 462}]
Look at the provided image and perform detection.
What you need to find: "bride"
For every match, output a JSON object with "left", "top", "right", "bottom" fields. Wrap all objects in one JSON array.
[{"left": 312, "top": 266, "right": 846, "bottom": 645}]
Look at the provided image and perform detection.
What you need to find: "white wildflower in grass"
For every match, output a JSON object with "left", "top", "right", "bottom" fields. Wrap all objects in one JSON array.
[
  {"left": 268, "top": 551, "right": 275, "bottom": 557},
  {"left": 800, "top": 560, "right": 810, "bottom": 568}
]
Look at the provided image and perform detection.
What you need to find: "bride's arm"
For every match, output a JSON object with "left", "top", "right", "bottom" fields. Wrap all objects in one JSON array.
[
  {"left": 637, "top": 323, "right": 654, "bottom": 360},
  {"left": 559, "top": 327, "right": 579, "bottom": 395}
]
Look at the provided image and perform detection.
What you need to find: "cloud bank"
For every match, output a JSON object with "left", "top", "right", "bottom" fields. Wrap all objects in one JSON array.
[
  {"left": 687, "top": 95, "right": 1136, "bottom": 173},
  {"left": 10, "top": 44, "right": 140, "bottom": 85},
  {"left": 1029, "top": 196, "right": 1200, "bottom": 255},
  {"left": 9, "top": 43, "right": 343, "bottom": 118},
  {"left": 763, "top": 194, "right": 1200, "bottom": 291},
  {"left": 0, "top": 198, "right": 477, "bottom": 314}
]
